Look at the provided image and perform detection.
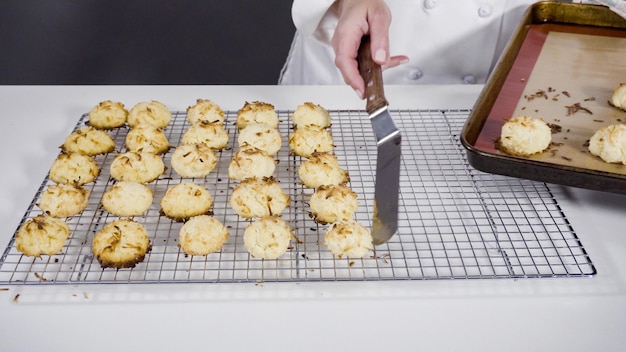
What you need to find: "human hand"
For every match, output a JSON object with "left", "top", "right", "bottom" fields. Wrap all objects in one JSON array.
[{"left": 331, "top": 0, "right": 409, "bottom": 99}]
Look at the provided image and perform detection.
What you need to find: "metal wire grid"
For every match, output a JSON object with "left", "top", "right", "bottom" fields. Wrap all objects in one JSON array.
[{"left": 0, "top": 109, "right": 595, "bottom": 285}]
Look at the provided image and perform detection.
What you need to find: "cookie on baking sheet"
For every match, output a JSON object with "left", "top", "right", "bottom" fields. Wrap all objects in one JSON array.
[
  {"left": 298, "top": 152, "right": 349, "bottom": 189},
  {"left": 498, "top": 115, "right": 552, "bottom": 157},
  {"left": 609, "top": 83, "right": 626, "bottom": 111},
  {"left": 125, "top": 124, "right": 170, "bottom": 155},
  {"left": 243, "top": 215, "right": 293, "bottom": 259},
  {"left": 15, "top": 214, "right": 70, "bottom": 257},
  {"left": 61, "top": 127, "right": 116, "bottom": 156},
  {"left": 229, "top": 177, "right": 290, "bottom": 219},
  {"left": 237, "top": 123, "right": 282, "bottom": 155},
  {"left": 88, "top": 100, "right": 128, "bottom": 129},
  {"left": 228, "top": 145, "right": 276, "bottom": 181},
  {"left": 588, "top": 124, "right": 626, "bottom": 165},
  {"left": 171, "top": 143, "right": 217, "bottom": 178},
  {"left": 324, "top": 219, "right": 373, "bottom": 259},
  {"left": 49, "top": 152, "right": 100, "bottom": 186},
  {"left": 309, "top": 184, "right": 359, "bottom": 224},
  {"left": 288, "top": 125, "right": 334, "bottom": 158},
  {"left": 236, "top": 101, "right": 279, "bottom": 130},
  {"left": 178, "top": 215, "right": 229, "bottom": 256},
  {"left": 110, "top": 151, "right": 165, "bottom": 183},
  {"left": 127, "top": 100, "right": 172, "bottom": 128},
  {"left": 291, "top": 102, "right": 331, "bottom": 130},
  {"left": 91, "top": 218, "right": 151, "bottom": 269},
  {"left": 101, "top": 181, "right": 153, "bottom": 217},
  {"left": 186, "top": 98, "right": 225, "bottom": 125},
  {"left": 160, "top": 182, "right": 213, "bottom": 221},
  {"left": 37, "top": 184, "right": 90, "bottom": 218},
  {"left": 181, "top": 121, "right": 229, "bottom": 150}
]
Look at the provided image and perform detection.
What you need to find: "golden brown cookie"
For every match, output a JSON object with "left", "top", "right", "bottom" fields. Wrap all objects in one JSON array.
[
  {"left": 160, "top": 182, "right": 213, "bottom": 221},
  {"left": 237, "top": 123, "right": 282, "bottom": 155},
  {"left": 49, "top": 152, "right": 100, "bottom": 186},
  {"left": 127, "top": 100, "right": 172, "bottom": 128},
  {"left": 110, "top": 151, "right": 165, "bottom": 183},
  {"left": 171, "top": 143, "right": 217, "bottom": 178},
  {"left": 498, "top": 116, "right": 552, "bottom": 157},
  {"left": 101, "top": 181, "right": 153, "bottom": 216},
  {"left": 125, "top": 124, "right": 170, "bottom": 155},
  {"left": 288, "top": 126, "right": 334, "bottom": 158},
  {"left": 324, "top": 219, "right": 373, "bottom": 259},
  {"left": 186, "top": 98, "right": 225, "bottom": 125},
  {"left": 61, "top": 127, "right": 116, "bottom": 156},
  {"left": 88, "top": 100, "right": 128, "bottom": 129},
  {"left": 291, "top": 102, "right": 331, "bottom": 129},
  {"left": 37, "top": 184, "right": 90, "bottom": 218},
  {"left": 309, "top": 184, "right": 359, "bottom": 224},
  {"left": 236, "top": 101, "right": 279, "bottom": 130},
  {"left": 229, "top": 177, "right": 290, "bottom": 219},
  {"left": 15, "top": 215, "right": 70, "bottom": 257},
  {"left": 228, "top": 145, "right": 276, "bottom": 181},
  {"left": 181, "top": 121, "right": 229, "bottom": 150},
  {"left": 178, "top": 215, "right": 230, "bottom": 256},
  {"left": 588, "top": 124, "right": 626, "bottom": 165},
  {"left": 298, "top": 152, "right": 349, "bottom": 188},
  {"left": 243, "top": 215, "right": 293, "bottom": 259},
  {"left": 91, "top": 218, "right": 151, "bottom": 269}
]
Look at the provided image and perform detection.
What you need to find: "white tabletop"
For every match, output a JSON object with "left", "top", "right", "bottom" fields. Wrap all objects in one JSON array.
[{"left": 0, "top": 85, "right": 624, "bottom": 352}]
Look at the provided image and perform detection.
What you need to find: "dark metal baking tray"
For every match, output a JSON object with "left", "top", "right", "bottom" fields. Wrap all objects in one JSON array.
[{"left": 461, "top": 1, "right": 626, "bottom": 194}]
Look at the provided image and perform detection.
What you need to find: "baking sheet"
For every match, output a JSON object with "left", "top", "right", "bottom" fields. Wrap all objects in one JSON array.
[{"left": 462, "top": 2, "right": 626, "bottom": 194}]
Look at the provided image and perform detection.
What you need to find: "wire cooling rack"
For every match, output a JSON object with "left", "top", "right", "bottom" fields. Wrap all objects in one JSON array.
[{"left": 0, "top": 108, "right": 596, "bottom": 285}]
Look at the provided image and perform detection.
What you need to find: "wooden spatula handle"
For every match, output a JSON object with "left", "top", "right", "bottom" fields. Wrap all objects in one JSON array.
[{"left": 357, "top": 35, "right": 389, "bottom": 114}]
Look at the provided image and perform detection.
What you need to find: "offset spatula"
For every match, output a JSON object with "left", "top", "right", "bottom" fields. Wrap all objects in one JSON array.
[{"left": 356, "top": 35, "right": 402, "bottom": 245}]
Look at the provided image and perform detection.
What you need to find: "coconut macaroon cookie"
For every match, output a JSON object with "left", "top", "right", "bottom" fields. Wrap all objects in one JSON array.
[
  {"left": 110, "top": 151, "right": 165, "bottom": 183},
  {"left": 15, "top": 215, "right": 70, "bottom": 257},
  {"left": 125, "top": 124, "right": 170, "bottom": 155},
  {"left": 291, "top": 102, "right": 332, "bottom": 129},
  {"left": 228, "top": 145, "right": 276, "bottom": 181},
  {"left": 298, "top": 152, "right": 349, "bottom": 188},
  {"left": 588, "top": 124, "right": 626, "bottom": 165},
  {"left": 92, "top": 218, "right": 151, "bottom": 269},
  {"left": 186, "top": 98, "right": 225, "bottom": 125},
  {"left": 101, "top": 181, "right": 153, "bottom": 217},
  {"left": 181, "top": 121, "right": 229, "bottom": 150},
  {"left": 237, "top": 123, "right": 282, "bottom": 155},
  {"left": 127, "top": 100, "right": 172, "bottom": 128},
  {"left": 229, "top": 177, "right": 290, "bottom": 219},
  {"left": 289, "top": 126, "right": 334, "bottom": 158},
  {"left": 178, "top": 215, "right": 230, "bottom": 256},
  {"left": 49, "top": 152, "right": 100, "bottom": 186},
  {"left": 498, "top": 115, "right": 552, "bottom": 157},
  {"left": 609, "top": 83, "right": 626, "bottom": 111},
  {"left": 88, "top": 100, "right": 128, "bottom": 129},
  {"left": 236, "top": 101, "right": 279, "bottom": 130},
  {"left": 62, "top": 127, "right": 116, "bottom": 156},
  {"left": 324, "top": 219, "right": 373, "bottom": 259},
  {"left": 160, "top": 182, "right": 213, "bottom": 221},
  {"left": 243, "top": 215, "right": 293, "bottom": 259},
  {"left": 310, "top": 184, "right": 359, "bottom": 224},
  {"left": 37, "top": 184, "right": 90, "bottom": 218},
  {"left": 171, "top": 143, "right": 217, "bottom": 178}
]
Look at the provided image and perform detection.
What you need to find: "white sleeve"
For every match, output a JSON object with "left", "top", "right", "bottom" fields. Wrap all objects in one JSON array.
[
  {"left": 575, "top": 0, "right": 626, "bottom": 18},
  {"left": 291, "top": 0, "right": 337, "bottom": 37}
]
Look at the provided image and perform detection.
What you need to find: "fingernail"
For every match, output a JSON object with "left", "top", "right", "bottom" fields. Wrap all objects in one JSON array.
[
  {"left": 374, "top": 49, "right": 386, "bottom": 63},
  {"left": 355, "top": 89, "right": 364, "bottom": 99}
]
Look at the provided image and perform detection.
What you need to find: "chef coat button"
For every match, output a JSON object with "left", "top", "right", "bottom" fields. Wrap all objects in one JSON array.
[
  {"left": 408, "top": 68, "right": 423, "bottom": 80},
  {"left": 478, "top": 4, "right": 492, "bottom": 17},
  {"left": 463, "top": 74, "right": 476, "bottom": 84},
  {"left": 423, "top": 0, "right": 437, "bottom": 10}
]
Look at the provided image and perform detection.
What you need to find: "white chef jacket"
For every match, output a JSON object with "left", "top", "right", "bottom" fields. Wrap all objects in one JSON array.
[{"left": 279, "top": 0, "right": 548, "bottom": 85}]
